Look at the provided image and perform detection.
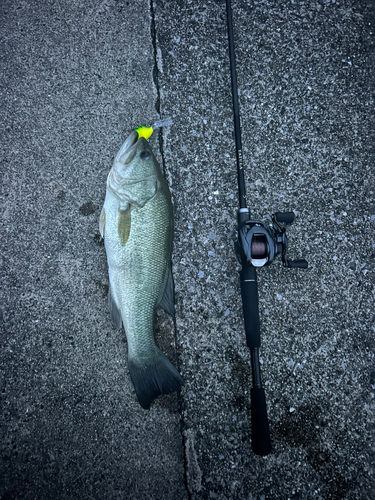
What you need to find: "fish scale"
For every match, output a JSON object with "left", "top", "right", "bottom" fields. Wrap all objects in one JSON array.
[
  {"left": 113, "top": 190, "right": 170, "bottom": 358},
  {"left": 100, "top": 131, "right": 183, "bottom": 408}
]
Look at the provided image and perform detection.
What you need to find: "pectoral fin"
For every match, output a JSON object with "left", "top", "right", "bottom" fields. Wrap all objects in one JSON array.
[
  {"left": 158, "top": 267, "right": 175, "bottom": 317},
  {"left": 108, "top": 285, "right": 122, "bottom": 329},
  {"left": 99, "top": 209, "right": 105, "bottom": 238},
  {"left": 118, "top": 206, "right": 131, "bottom": 246}
]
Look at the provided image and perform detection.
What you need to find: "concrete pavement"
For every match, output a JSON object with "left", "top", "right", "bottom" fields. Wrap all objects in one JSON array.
[{"left": 1, "top": 0, "right": 373, "bottom": 499}]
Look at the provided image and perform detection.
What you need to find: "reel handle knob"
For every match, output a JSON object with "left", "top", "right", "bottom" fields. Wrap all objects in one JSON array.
[{"left": 274, "top": 212, "right": 295, "bottom": 224}]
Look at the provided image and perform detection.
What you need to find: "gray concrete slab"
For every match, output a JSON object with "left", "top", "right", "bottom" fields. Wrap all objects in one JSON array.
[
  {"left": 1, "top": 0, "right": 374, "bottom": 500},
  {"left": 154, "top": 0, "right": 374, "bottom": 499},
  {"left": 1, "top": 1, "right": 186, "bottom": 499}
]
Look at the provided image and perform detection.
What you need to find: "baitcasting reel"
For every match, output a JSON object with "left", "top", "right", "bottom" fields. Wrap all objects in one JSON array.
[{"left": 236, "top": 210, "right": 308, "bottom": 269}]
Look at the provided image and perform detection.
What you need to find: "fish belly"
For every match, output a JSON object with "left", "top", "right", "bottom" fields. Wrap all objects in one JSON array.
[{"left": 105, "top": 188, "right": 171, "bottom": 356}]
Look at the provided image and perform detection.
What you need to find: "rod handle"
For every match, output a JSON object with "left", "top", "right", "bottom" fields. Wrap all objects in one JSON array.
[
  {"left": 240, "top": 265, "right": 260, "bottom": 348},
  {"left": 251, "top": 387, "right": 272, "bottom": 456}
]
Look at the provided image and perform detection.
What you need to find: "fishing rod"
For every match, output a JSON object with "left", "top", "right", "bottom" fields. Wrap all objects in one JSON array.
[{"left": 225, "top": 0, "right": 308, "bottom": 456}]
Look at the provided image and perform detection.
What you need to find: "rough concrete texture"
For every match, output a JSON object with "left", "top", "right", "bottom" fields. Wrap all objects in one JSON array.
[
  {"left": 1, "top": 1, "right": 186, "bottom": 499},
  {"left": 1, "top": 1, "right": 373, "bottom": 500}
]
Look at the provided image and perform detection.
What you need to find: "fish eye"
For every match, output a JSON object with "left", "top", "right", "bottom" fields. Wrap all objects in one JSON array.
[{"left": 140, "top": 151, "right": 150, "bottom": 160}]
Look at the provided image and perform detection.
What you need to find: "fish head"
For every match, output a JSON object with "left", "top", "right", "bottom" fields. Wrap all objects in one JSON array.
[{"left": 108, "top": 132, "right": 161, "bottom": 208}]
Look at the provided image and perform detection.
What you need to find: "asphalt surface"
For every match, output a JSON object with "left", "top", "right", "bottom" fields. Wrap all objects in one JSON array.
[{"left": 1, "top": 1, "right": 374, "bottom": 499}]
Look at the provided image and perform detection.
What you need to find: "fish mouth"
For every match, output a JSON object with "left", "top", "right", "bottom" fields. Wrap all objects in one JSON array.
[
  {"left": 116, "top": 133, "right": 152, "bottom": 166},
  {"left": 114, "top": 131, "right": 139, "bottom": 165},
  {"left": 127, "top": 132, "right": 139, "bottom": 151}
]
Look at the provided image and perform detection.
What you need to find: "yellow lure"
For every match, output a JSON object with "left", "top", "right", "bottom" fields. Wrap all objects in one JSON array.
[
  {"left": 135, "top": 117, "right": 173, "bottom": 141},
  {"left": 135, "top": 125, "right": 154, "bottom": 140}
]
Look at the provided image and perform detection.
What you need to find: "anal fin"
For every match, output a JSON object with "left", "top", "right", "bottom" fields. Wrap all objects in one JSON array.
[
  {"left": 108, "top": 285, "right": 122, "bottom": 329},
  {"left": 158, "top": 267, "right": 175, "bottom": 317}
]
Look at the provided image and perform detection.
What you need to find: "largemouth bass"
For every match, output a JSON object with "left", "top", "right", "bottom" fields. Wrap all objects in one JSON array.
[{"left": 100, "top": 130, "right": 183, "bottom": 408}]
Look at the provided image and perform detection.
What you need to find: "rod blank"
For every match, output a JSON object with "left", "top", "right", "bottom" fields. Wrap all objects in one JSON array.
[
  {"left": 225, "top": 0, "right": 246, "bottom": 209},
  {"left": 226, "top": 0, "right": 272, "bottom": 456}
]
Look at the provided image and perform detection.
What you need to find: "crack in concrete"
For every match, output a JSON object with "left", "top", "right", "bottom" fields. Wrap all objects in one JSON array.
[
  {"left": 149, "top": 1, "right": 191, "bottom": 498},
  {"left": 149, "top": 0, "right": 168, "bottom": 186}
]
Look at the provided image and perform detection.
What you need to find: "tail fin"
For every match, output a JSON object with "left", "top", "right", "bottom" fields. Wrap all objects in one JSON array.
[{"left": 128, "top": 349, "right": 184, "bottom": 409}]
